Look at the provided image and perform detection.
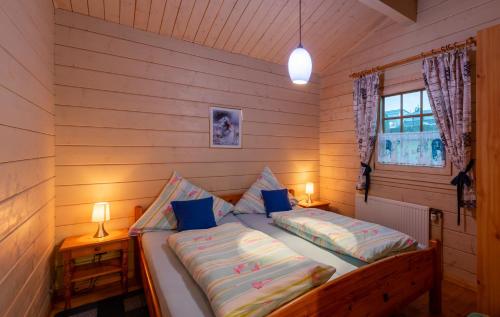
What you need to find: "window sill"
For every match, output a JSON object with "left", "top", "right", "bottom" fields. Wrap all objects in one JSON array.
[
  {"left": 370, "top": 159, "right": 455, "bottom": 191},
  {"left": 374, "top": 160, "right": 452, "bottom": 176}
]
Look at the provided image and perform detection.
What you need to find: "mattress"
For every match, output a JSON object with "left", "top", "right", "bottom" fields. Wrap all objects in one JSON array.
[{"left": 140, "top": 212, "right": 365, "bottom": 317}]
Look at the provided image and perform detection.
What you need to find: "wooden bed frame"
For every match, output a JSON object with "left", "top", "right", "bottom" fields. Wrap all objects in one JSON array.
[{"left": 134, "top": 193, "right": 442, "bottom": 317}]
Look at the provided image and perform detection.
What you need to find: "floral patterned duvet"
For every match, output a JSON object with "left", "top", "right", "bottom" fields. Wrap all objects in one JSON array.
[
  {"left": 272, "top": 209, "right": 418, "bottom": 263},
  {"left": 168, "top": 222, "right": 335, "bottom": 317}
]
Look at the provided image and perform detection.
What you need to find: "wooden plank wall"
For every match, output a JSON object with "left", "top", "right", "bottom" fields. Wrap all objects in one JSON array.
[
  {"left": 319, "top": 0, "right": 500, "bottom": 289},
  {"left": 54, "top": 10, "right": 320, "bottom": 244},
  {"left": 0, "top": 0, "right": 55, "bottom": 316}
]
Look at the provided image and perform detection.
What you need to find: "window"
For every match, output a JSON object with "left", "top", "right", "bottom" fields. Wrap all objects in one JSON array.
[{"left": 377, "top": 89, "right": 445, "bottom": 167}]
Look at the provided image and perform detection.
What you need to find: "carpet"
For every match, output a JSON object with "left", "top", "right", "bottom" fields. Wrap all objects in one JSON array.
[{"left": 55, "top": 290, "right": 149, "bottom": 317}]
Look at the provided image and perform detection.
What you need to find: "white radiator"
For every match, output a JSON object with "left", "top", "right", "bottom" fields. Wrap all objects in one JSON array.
[{"left": 355, "top": 194, "right": 430, "bottom": 247}]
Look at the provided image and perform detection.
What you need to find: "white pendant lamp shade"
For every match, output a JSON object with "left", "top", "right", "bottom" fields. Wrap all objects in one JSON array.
[
  {"left": 288, "top": 46, "right": 312, "bottom": 85},
  {"left": 288, "top": 0, "right": 312, "bottom": 85}
]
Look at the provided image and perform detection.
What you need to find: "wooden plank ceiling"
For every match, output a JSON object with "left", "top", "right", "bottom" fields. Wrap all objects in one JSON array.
[{"left": 53, "top": 0, "right": 386, "bottom": 73}]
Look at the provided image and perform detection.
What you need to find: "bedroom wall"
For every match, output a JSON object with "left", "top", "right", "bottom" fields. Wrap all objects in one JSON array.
[
  {"left": 54, "top": 10, "right": 320, "bottom": 244},
  {"left": 319, "top": 0, "right": 500, "bottom": 289},
  {"left": 0, "top": 0, "right": 55, "bottom": 316}
]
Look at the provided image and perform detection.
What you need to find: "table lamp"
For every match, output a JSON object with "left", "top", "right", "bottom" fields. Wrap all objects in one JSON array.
[
  {"left": 92, "top": 202, "right": 110, "bottom": 238},
  {"left": 305, "top": 182, "right": 314, "bottom": 204}
]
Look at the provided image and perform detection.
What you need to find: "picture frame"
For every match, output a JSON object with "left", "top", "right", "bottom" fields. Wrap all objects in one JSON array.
[{"left": 209, "top": 106, "right": 242, "bottom": 148}]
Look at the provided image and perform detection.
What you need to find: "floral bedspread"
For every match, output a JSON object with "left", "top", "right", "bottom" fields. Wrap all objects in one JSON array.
[
  {"left": 272, "top": 209, "right": 417, "bottom": 263},
  {"left": 168, "top": 222, "right": 335, "bottom": 317}
]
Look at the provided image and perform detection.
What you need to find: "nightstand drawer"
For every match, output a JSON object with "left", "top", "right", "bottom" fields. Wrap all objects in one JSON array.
[{"left": 70, "top": 241, "right": 124, "bottom": 258}]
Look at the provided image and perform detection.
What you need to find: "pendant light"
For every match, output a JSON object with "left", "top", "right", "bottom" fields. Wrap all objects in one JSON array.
[{"left": 288, "top": 0, "right": 312, "bottom": 85}]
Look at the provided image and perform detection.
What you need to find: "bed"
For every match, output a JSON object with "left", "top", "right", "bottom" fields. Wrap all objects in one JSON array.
[{"left": 134, "top": 193, "right": 442, "bottom": 317}]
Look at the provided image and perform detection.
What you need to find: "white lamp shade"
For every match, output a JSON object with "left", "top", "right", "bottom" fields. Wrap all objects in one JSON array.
[
  {"left": 288, "top": 46, "right": 312, "bottom": 85},
  {"left": 305, "top": 182, "right": 314, "bottom": 195},
  {"left": 92, "top": 202, "right": 110, "bottom": 223}
]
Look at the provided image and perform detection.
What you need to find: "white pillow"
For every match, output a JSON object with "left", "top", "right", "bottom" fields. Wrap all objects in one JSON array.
[
  {"left": 234, "top": 167, "right": 297, "bottom": 214},
  {"left": 129, "top": 171, "right": 234, "bottom": 235}
]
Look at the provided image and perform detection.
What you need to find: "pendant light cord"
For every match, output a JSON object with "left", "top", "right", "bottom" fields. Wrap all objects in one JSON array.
[{"left": 299, "top": 0, "right": 302, "bottom": 47}]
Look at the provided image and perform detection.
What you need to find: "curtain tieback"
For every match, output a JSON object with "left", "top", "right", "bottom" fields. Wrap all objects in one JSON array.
[
  {"left": 361, "top": 163, "right": 372, "bottom": 202},
  {"left": 450, "top": 159, "right": 474, "bottom": 225}
]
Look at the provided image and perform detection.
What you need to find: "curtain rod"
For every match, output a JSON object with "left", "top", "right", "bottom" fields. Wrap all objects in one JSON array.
[{"left": 349, "top": 37, "right": 476, "bottom": 78}]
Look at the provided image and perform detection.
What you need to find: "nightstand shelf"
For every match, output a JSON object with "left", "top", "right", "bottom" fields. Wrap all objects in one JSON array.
[
  {"left": 71, "top": 259, "right": 122, "bottom": 283},
  {"left": 59, "top": 229, "right": 130, "bottom": 309}
]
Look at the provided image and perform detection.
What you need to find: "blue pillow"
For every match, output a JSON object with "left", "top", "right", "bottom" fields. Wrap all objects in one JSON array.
[
  {"left": 261, "top": 189, "right": 292, "bottom": 218},
  {"left": 171, "top": 197, "right": 216, "bottom": 231}
]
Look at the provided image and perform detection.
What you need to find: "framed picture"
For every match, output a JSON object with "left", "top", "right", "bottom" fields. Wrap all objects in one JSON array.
[{"left": 209, "top": 106, "right": 242, "bottom": 148}]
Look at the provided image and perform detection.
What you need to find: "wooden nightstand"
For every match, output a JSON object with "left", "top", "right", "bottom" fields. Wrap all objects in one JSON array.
[
  {"left": 59, "top": 229, "right": 130, "bottom": 309},
  {"left": 298, "top": 200, "right": 330, "bottom": 211}
]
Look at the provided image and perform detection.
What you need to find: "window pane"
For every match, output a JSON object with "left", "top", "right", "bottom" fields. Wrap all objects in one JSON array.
[
  {"left": 403, "top": 117, "right": 421, "bottom": 132},
  {"left": 423, "top": 91, "right": 432, "bottom": 114},
  {"left": 384, "top": 119, "right": 401, "bottom": 133},
  {"left": 384, "top": 95, "right": 400, "bottom": 118},
  {"left": 402, "top": 91, "right": 421, "bottom": 116},
  {"left": 423, "top": 115, "right": 439, "bottom": 132}
]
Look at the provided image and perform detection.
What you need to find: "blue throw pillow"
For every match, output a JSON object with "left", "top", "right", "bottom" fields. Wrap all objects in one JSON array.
[
  {"left": 261, "top": 189, "right": 292, "bottom": 218},
  {"left": 171, "top": 197, "right": 216, "bottom": 231}
]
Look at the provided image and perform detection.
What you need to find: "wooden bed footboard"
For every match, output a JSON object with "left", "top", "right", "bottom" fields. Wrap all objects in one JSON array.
[
  {"left": 134, "top": 204, "right": 442, "bottom": 317},
  {"left": 268, "top": 240, "right": 442, "bottom": 317}
]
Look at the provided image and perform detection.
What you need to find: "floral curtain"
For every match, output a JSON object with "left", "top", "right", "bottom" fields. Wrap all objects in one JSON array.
[
  {"left": 353, "top": 73, "right": 381, "bottom": 202},
  {"left": 422, "top": 48, "right": 475, "bottom": 225}
]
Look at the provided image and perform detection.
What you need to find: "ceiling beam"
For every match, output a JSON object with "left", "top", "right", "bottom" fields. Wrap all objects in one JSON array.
[{"left": 359, "top": 0, "right": 417, "bottom": 24}]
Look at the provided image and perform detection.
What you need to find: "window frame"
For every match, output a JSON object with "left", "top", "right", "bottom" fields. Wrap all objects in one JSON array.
[
  {"left": 381, "top": 89, "right": 435, "bottom": 133},
  {"left": 374, "top": 88, "right": 452, "bottom": 176}
]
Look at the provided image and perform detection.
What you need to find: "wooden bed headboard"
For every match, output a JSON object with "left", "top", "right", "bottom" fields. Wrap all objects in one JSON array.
[
  {"left": 134, "top": 189, "right": 295, "bottom": 221},
  {"left": 219, "top": 189, "right": 295, "bottom": 206}
]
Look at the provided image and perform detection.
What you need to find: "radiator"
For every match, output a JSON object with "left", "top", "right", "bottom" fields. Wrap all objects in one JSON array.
[{"left": 355, "top": 194, "right": 430, "bottom": 247}]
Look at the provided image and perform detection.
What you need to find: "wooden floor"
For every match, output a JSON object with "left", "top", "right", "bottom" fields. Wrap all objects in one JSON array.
[
  {"left": 51, "top": 279, "right": 476, "bottom": 317},
  {"left": 394, "top": 280, "right": 477, "bottom": 317}
]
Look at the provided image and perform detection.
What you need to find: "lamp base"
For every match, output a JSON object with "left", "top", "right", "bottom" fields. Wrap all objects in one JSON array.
[
  {"left": 307, "top": 194, "right": 313, "bottom": 204},
  {"left": 94, "top": 222, "right": 109, "bottom": 238}
]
